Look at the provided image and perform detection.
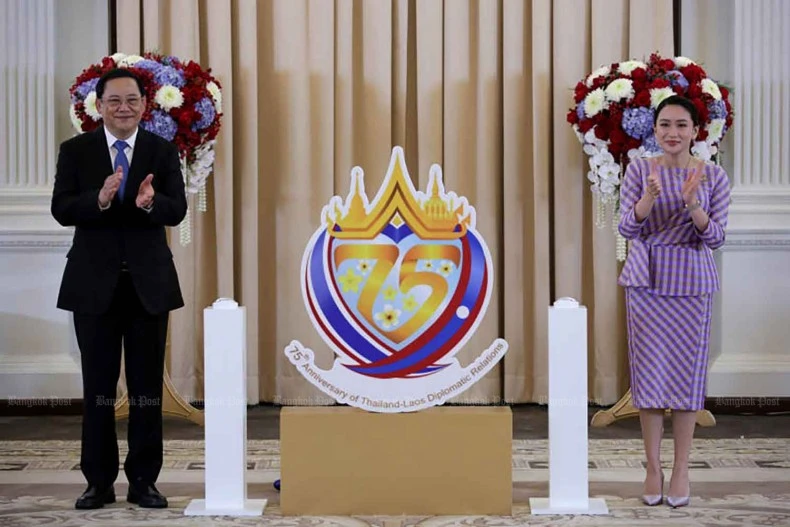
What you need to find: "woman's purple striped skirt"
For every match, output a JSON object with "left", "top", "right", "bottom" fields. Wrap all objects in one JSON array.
[{"left": 625, "top": 288, "right": 713, "bottom": 411}]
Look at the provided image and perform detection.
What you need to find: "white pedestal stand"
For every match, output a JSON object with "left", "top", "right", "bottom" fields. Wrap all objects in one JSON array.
[
  {"left": 529, "top": 298, "right": 608, "bottom": 515},
  {"left": 185, "top": 298, "right": 266, "bottom": 516}
]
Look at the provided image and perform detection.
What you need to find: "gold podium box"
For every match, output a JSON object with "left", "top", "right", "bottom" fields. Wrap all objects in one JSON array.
[{"left": 280, "top": 405, "right": 513, "bottom": 516}]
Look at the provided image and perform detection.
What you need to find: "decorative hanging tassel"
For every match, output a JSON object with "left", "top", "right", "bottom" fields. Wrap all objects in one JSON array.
[
  {"left": 595, "top": 193, "right": 605, "bottom": 229},
  {"left": 615, "top": 232, "right": 627, "bottom": 262},
  {"left": 199, "top": 182, "right": 207, "bottom": 212},
  {"left": 179, "top": 206, "right": 192, "bottom": 247}
]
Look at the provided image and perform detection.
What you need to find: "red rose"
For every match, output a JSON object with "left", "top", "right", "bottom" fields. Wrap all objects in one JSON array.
[
  {"left": 686, "top": 82, "right": 702, "bottom": 98},
  {"left": 634, "top": 90, "right": 651, "bottom": 107},
  {"left": 594, "top": 120, "right": 611, "bottom": 140},
  {"left": 579, "top": 119, "right": 594, "bottom": 133},
  {"left": 691, "top": 99, "right": 708, "bottom": 122},
  {"left": 625, "top": 137, "right": 642, "bottom": 152},
  {"left": 574, "top": 81, "right": 589, "bottom": 103},
  {"left": 648, "top": 78, "right": 671, "bottom": 90},
  {"left": 680, "top": 64, "right": 706, "bottom": 83},
  {"left": 567, "top": 109, "right": 580, "bottom": 125},
  {"left": 631, "top": 68, "right": 647, "bottom": 83},
  {"left": 610, "top": 127, "right": 628, "bottom": 148}
]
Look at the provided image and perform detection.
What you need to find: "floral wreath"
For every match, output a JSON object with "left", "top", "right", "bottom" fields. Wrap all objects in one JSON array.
[
  {"left": 69, "top": 52, "right": 223, "bottom": 245},
  {"left": 566, "top": 53, "right": 733, "bottom": 260}
]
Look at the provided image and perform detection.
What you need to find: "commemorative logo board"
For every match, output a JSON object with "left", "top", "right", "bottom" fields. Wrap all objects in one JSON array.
[{"left": 285, "top": 147, "right": 508, "bottom": 412}]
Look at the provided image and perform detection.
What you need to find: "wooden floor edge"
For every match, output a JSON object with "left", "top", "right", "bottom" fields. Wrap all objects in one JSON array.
[{"left": 0, "top": 398, "right": 788, "bottom": 416}]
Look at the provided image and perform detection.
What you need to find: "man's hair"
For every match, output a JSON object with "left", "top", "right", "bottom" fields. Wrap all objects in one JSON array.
[{"left": 95, "top": 69, "right": 145, "bottom": 100}]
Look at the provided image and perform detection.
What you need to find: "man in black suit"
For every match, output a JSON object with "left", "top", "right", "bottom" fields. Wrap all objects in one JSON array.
[{"left": 52, "top": 68, "right": 187, "bottom": 510}]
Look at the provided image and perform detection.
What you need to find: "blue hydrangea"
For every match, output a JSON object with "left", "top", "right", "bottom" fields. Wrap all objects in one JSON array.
[
  {"left": 141, "top": 110, "right": 178, "bottom": 141},
  {"left": 133, "top": 60, "right": 185, "bottom": 87},
  {"left": 576, "top": 102, "right": 585, "bottom": 121},
  {"left": 192, "top": 97, "right": 216, "bottom": 131},
  {"left": 642, "top": 133, "right": 662, "bottom": 154},
  {"left": 132, "top": 59, "right": 162, "bottom": 73},
  {"left": 709, "top": 99, "right": 727, "bottom": 120},
  {"left": 153, "top": 65, "right": 186, "bottom": 88},
  {"left": 76, "top": 78, "right": 99, "bottom": 99},
  {"left": 622, "top": 107, "right": 654, "bottom": 140},
  {"left": 666, "top": 70, "right": 689, "bottom": 89}
]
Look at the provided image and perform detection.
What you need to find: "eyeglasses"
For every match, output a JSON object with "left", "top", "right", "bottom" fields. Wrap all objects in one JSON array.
[{"left": 102, "top": 97, "right": 143, "bottom": 109}]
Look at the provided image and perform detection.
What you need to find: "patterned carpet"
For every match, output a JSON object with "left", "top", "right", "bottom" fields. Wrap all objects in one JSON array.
[{"left": 1, "top": 438, "right": 789, "bottom": 526}]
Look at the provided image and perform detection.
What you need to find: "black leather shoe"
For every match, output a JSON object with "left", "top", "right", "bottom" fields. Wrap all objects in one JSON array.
[
  {"left": 75, "top": 485, "right": 116, "bottom": 509},
  {"left": 127, "top": 482, "right": 168, "bottom": 508}
]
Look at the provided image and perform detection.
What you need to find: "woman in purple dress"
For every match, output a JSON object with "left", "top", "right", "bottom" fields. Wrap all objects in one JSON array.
[{"left": 618, "top": 95, "right": 731, "bottom": 508}]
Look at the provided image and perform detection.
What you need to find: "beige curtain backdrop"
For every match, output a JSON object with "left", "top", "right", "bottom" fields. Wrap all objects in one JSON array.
[{"left": 114, "top": 0, "right": 673, "bottom": 407}]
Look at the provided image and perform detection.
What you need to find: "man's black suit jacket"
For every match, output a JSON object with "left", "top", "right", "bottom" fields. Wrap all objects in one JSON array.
[{"left": 52, "top": 127, "right": 188, "bottom": 315}]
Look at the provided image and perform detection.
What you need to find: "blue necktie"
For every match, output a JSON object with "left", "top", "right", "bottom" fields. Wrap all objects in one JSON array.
[{"left": 114, "top": 140, "right": 130, "bottom": 201}]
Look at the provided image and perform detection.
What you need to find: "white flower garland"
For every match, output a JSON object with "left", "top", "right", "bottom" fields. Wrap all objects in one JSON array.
[{"left": 177, "top": 140, "right": 217, "bottom": 245}]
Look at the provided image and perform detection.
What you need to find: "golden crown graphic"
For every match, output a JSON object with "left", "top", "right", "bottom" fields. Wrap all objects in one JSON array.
[{"left": 322, "top": 147, "right": 474, "bottom": 240}]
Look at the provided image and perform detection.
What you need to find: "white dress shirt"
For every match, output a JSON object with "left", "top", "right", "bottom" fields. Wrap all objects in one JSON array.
[{"left": 104, "top": 126, "right": 138, "bottom": 167}]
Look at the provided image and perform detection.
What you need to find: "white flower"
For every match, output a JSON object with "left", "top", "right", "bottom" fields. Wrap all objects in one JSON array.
[
  {"left": 649, "top": 87, "right": 675, "bottom": 108},
  {"left": 706, "top": 118, "right": 726, "bottom": 144},
  {"left": 584, "top": 141, "right": 621, "bottom": 199},
  {"left": 119, "top": 54, "right": 144, "bottom": 68},
  {"left": 600, "top": 180, "right": 617, "bottom": 195},
  {"left": 586, "top": 65, "right": 610, "bottom": 87},
  {"left": 584, "top": 144, "right": 600, "bottom": 157},
  {"left": 438, "top": 260, "right": 454, "bottom": 277},
  {"left": 584, "top": 126, "right": 609, "bottom": 152},
  {"left": 154, "top": 85, "right": 184, "bottom": 110},
  {"left": 700, "top": 78, "right": 722, "bottom": 100},
  {"left": 584, "top": 129, "right": 608, "bottom": 149},
  {"left": 110, "top": 52, "right": 127, "bottom": 64},
  {"left": 573, "top": 127, "right": 584, "bottom": 144},
  {"left": 605, "top": 78, "right": 635, "bottom": 102},
  {"left": 356, "top": 260, "right": 372, "bottom": 275},
  {"left": 598, "top": 162, "right": 620, "bottom": 182},
  {"left": 374, "top": 304, "right": 401, "bottom": 329},
  {"left": 206, "top": 81, "right": 222, "bottom": 113},
  {"left": 674, "top": 56, "right": 696, "bottom": 67},
  {"left": 628, "top": 146, "right": 648, "bottom": 160},
  {"left": 83, "top": 92, "right": 101, "bottom": 121},
  {"left": 185, "top": 141, "right": 217, "bottom": 193},
  {"left": 592, "top": 149, "right": 615, "bottom": 167},
  {"left": 69, "top": 104, "right": 83, "bottom": 132},
  {"left": 618, "top": 60, "right": 647, "bottom": 76},
  {"left": 692, "top": 141, "right": 716, "bottom": 160},
  {"left": 584, "top": 88, "right": 607, "bottom": 117}
]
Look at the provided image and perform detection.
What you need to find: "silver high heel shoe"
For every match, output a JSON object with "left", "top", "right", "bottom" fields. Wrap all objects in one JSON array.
[
  {"left": 666, "top": 491, "right": 690, "bottom": 508},
  {"left": 667, "top": 477, "right": 690, "bottom": 508},
  {"left": 642, "top": 472, "right": 664, "bottom": 506}
]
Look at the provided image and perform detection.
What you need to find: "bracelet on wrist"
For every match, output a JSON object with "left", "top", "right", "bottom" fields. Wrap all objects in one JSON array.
[{"left": 685, "top": 200, "right": 701, "bottom": 212}]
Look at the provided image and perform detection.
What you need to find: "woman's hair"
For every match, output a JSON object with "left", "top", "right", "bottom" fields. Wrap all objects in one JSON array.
[{"left": 654, "top": 95, "right": 700, "bottom": 127}]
